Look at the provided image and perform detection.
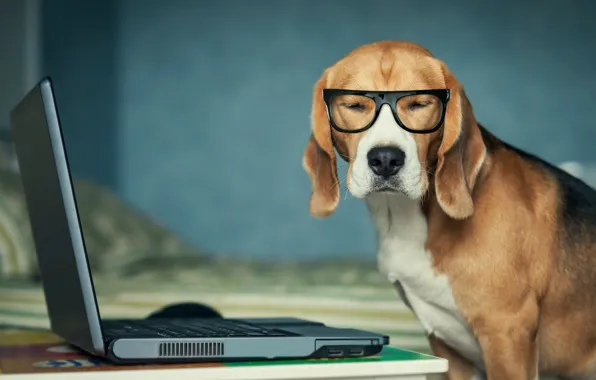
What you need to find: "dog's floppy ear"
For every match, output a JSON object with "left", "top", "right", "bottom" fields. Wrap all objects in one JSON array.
[
  {"left": 434, "top": 63, "right": 487, "bottom": 219},
  {"left": 302, "top": 71, "right": 339, "bottom": 218}
]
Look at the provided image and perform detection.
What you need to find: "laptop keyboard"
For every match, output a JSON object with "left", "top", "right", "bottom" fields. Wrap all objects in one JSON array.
[{"left": 103, "top": 319, "right": 294, "bottom": 339}]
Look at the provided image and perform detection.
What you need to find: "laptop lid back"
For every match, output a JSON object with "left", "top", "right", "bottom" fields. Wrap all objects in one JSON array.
[{"left": 10, "top": 78, "right": 105, "bottom": 355}]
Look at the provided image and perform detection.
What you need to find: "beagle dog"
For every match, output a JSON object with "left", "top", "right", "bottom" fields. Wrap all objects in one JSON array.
[{"left": 302, "top": 40, "right": 596, "bottom": 380}]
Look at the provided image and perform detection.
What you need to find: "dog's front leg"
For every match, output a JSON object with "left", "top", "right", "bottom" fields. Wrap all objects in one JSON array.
[
  {"left": 474, "top": 312, "right": 539, "bottom": 380},
  {"left": 428, "top": 334, "right": 485, "bottom": 380}
]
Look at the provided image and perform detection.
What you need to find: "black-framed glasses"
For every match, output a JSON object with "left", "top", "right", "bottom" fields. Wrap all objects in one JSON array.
[{"left": 322, "top": 89, "right": 450, "bottom": 134}]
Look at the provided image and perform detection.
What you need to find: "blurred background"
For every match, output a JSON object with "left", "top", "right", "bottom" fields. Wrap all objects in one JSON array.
[{"left": 0, "top": 0, "right": 594, "bottom": 354}]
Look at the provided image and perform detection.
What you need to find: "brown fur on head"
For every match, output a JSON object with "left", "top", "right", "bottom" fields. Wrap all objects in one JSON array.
[{"left": 302, "top": 40, "right": 486, "bottom": 219}]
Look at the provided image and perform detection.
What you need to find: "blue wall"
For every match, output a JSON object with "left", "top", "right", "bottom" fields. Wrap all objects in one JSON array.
[
  {"left": 43, "top": 0, "right": 596, "bottom": 259},
  {"left": 42, "top": 0, "right": 119, "bottom": 189}
]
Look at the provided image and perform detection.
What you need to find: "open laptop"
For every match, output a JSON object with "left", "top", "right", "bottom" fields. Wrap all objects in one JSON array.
[{"left": 9, "top": 77, "right": 389, "bottom": 364}]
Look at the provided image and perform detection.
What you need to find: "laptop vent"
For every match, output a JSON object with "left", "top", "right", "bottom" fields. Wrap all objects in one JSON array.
[{"left": 158, "top": 341, "right": 225, "bottom": 358}]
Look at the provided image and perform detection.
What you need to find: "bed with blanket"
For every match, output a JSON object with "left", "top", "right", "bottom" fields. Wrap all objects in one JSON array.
[{"left": 0, "top": 139, "right": 429, "bottom": 353}]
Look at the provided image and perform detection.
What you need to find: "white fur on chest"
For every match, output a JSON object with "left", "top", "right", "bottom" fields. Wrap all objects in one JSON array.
[{"left": 367, "top": 194, "right": 484, "bottom": 369}]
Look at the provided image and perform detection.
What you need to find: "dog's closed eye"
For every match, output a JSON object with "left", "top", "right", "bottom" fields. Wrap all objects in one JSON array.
[
  {"left": 341, "top": 102, "right": 366, "bottom": 112},
  {"left": 406, "top": 101, "right": 431, "bottom": 111}
]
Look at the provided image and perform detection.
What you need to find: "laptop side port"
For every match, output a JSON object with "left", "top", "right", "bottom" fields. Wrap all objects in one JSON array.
[
  {"left": 327, "top": 348, "right": 343, "bottom": 357},
  {"left": 348, "top": 347, "right": 365, "bottom": 357}
]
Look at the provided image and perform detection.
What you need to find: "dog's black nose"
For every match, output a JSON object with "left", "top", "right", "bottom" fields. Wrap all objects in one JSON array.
[{"left": 367, "top": 146, "right": 406, "bottom": 178}]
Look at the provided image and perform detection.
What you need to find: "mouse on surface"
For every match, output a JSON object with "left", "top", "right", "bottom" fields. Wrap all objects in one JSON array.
[{"left": 146, "top": 302, "right": 223, "bottom": 319}]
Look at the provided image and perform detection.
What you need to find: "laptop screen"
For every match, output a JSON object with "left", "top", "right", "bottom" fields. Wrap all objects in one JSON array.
[{"left": 10, "top": 78, "right": 105, "bottom": 355}]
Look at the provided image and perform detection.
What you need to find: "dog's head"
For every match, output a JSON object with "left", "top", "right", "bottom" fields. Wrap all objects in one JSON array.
[{"left": 303, "top": 41, "right": 486, "bottom": 219}]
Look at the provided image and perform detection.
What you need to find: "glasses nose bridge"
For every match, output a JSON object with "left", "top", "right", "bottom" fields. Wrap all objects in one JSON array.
[{"left": 375, "top": 93, "right": 398, "bottom": 111}]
